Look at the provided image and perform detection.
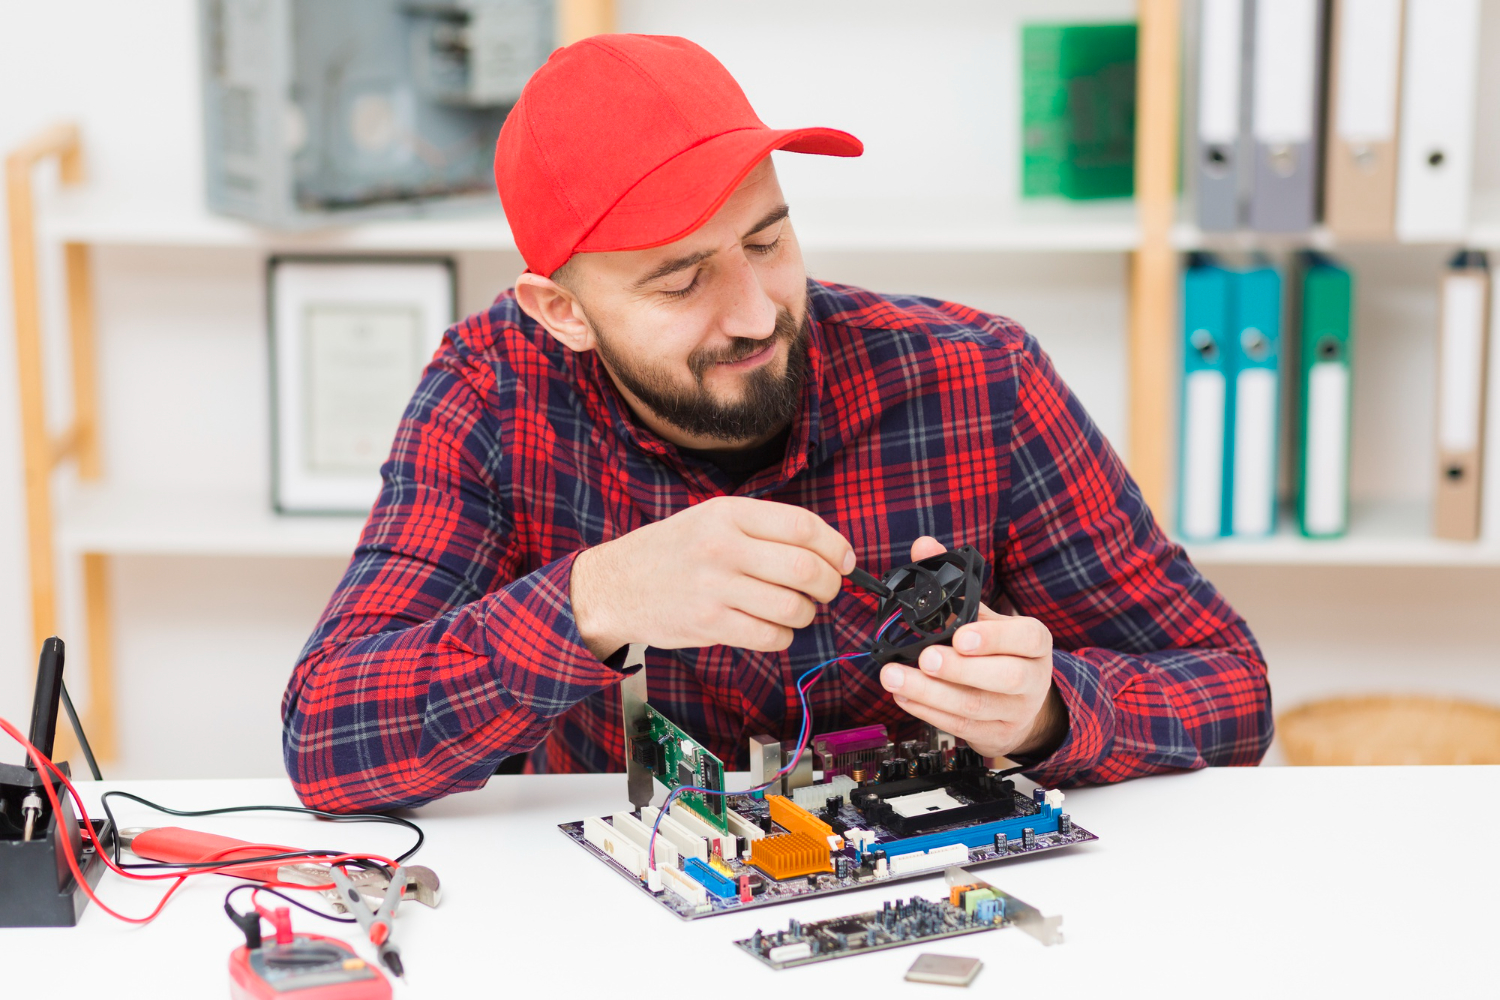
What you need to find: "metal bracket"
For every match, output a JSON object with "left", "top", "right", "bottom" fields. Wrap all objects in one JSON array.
[{"left": 619, "top": 643, "right": 652, "bottom": 809}]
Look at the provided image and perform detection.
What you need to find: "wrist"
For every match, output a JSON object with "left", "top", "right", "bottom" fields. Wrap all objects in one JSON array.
[
  {"left": 571, "top": 544, "right": 626, "bottom": 661},
  {"left": 1014, "top": 684, "right": 1067, "bottom": 759}
]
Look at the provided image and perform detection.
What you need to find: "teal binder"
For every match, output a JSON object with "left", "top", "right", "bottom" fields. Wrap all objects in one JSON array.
[
  {"left": 1178, "top": 254, "right": 1233, "bottom": 540},
  {"left": 1295, "top": 253, "right": 1354, "bottom": 538},
  {"left": 1225, "top": 261, "right": 1283, "bottom": 538}
]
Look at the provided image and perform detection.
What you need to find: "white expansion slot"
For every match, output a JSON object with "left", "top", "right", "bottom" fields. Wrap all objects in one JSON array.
[
  {"left": 583, "top": 815, "right": 646, "bottom": 878},
  {"left": 611, "top": 811, "right": 679, "bottom": 869},
  {"left": 639, "top": 806, "right": 709, "bottom": 862}
]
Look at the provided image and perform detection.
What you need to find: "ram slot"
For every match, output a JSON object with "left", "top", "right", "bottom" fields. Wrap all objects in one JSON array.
[
  {"left": 639, "top": 805, "right": 709, "bottom": 862},
  {"left": 610, "top": 811, "right": 679, "bottom": 869}
]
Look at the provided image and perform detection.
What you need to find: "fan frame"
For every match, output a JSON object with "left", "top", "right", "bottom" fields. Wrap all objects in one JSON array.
[{"left": 864, "top": 545, "right": 987, "bottom": 666}]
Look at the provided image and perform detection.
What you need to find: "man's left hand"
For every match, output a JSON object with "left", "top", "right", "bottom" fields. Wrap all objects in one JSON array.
[{"left": 877, "top": 537, "right": 1066, "bottom": 760}]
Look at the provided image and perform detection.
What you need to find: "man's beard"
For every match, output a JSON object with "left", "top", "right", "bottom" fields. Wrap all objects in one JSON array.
[{"left": 590, "top": 307, "right": 811, "bottom": 444}]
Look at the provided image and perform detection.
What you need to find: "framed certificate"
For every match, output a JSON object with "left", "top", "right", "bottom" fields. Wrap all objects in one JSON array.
[{"left": 268, "top": 255, "right": 456, "bottom": 514}]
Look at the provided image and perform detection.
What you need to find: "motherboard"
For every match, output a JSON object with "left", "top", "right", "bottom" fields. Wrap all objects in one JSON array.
[{"left": 559, "top": 720, "right": 1097, "bottom": 920}]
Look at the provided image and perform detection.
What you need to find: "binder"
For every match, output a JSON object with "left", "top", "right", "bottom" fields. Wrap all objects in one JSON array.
[
  {"left": 1484, "top": 263, "right": 1500, "bottom": 543},
  {"left": 1295, "top": 254, "right": 1355, "bottom": 538},
  {"left": 1179, "top": 255, "right": 1234, "bottom": 540},
  {"left": 1246, "top": 0, "right": 1324, "bottom": 233},
  {"left": 1193, "top": 0, "right": 1248, "bottom": 231},
  {"left": 1226, "top": 261, "right": 1282, "bottom": 536},
  {"left": 1433, "top": 251, "right": 1491, "bottom": 541},
  {"left": 1323, "top": 0, "right": 1404, "bottom": 240},
  {"left": 1394, "top": 0, "right": 1482, "bottom": 242}
]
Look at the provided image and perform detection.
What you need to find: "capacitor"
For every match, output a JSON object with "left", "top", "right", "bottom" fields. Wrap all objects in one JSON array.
[
  {"left": 824, "top": 795, "right": 843, "bottom": 818},
  {"left": 993, "top": 832, "right": 1008, "bottom": 854},
  {"left": 915, "top": 751, "right": 938, "bottom": 776},
  {"left": 1032, "top": 786, "right": 1046, "bottom": 804},
  {"left": 1022, "top": 827, "right": 1037, "bottom": 849},
  {"left": 835, "top": 855, "right": 854, "bottom": 880},
  {"left": 752, "top": 929, "right": 763, "bottom": 951},
  {"left": 1058, "top": 813, "right": 1073, "bottom": 836},
  {"left": 865, "top": 926, "right": 877, "bottom": 947}
]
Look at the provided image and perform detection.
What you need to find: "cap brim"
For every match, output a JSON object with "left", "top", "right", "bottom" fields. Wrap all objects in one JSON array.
[{"left": 574, "top": 127, "right": 862, "bottom": 257}]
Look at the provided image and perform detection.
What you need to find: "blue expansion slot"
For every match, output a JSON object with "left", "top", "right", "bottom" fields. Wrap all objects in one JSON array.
[
  {"left": 683, "top": 858, "right": 737, "bottom": 899},
  {"left": 874, "top": 804, "right": 1062, "bottom": 858}
]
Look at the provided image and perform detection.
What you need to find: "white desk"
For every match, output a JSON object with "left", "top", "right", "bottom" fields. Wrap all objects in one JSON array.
[{"left": 4, "top": 767, "right": 1496, "bottom": 998}]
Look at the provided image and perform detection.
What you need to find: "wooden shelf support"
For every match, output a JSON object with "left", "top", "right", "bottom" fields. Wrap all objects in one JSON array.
[
  {"left": 558, "top": 0, "right": 614, "bottom": 46},
  {"left": 1128, "top": 0, "right": 1182, "bottom": 520},
  {"left": 7, "top": 121, "right": 114, "bottom": 760}
]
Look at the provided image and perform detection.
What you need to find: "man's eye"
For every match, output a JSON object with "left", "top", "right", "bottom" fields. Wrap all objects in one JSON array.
[
  {"left": 661, "top": 274, "right": 699, "bottom": 300},
  {"left": 746, "top": 235, "right": 783, "bottom": 255}
]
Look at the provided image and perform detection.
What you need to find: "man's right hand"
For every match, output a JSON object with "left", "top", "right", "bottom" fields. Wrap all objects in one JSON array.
[{"left": 569, "top": 496, "right": 856, "bottom": 660}]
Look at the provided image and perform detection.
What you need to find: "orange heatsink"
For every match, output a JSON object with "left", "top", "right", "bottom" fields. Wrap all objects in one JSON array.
[{"left": 747, "top": 832, "right": 833, "bottom": 880}]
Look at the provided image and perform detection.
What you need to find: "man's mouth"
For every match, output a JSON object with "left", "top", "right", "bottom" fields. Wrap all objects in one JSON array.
[{"left": 715, "top": 341, "right": 776, "bottom": 371}]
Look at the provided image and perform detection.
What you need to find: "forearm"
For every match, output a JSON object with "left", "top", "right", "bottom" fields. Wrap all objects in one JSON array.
[{"left": 282, "top": 552, "right": 622, "bottom": 812}]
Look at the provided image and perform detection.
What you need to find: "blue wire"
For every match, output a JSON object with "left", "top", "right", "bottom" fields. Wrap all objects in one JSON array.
[{"left": 645, "top": 612, "right": 901, "bottom": 870}]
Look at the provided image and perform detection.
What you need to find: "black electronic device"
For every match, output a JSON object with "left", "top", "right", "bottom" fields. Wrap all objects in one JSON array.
[
  {"left": 0, "top": 637, "right": 113, "bottom": 927},
  {"left": 849, "top": 545, "right": 987, "bottom": 666}
]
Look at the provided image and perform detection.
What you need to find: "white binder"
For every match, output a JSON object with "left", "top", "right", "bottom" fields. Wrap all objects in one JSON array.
[{"left": 1394, "top": 0, "right": 1482, "bottom": 242}]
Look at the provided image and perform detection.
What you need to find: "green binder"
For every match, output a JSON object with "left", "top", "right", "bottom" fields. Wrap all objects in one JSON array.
[
  {"left": 1021, "top": 22, "right": 1138, "bottom": 200},
  {"left": 1294, "top": 253, "right": 1355, "bottom": 539}
]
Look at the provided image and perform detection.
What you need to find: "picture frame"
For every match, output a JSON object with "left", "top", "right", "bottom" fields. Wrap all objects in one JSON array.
[{"left": 268, "top": 255, "right": 457, "bottom": 515}]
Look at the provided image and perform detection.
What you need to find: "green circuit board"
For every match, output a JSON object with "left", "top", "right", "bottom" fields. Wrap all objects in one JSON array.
[{"left": 629, "top": 704, "right": 728, "bottom": 834}]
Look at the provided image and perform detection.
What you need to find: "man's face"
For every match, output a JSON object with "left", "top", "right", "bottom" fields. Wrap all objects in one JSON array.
[{"left": 546, "top": 159, "right": 811, "bottom": 448}]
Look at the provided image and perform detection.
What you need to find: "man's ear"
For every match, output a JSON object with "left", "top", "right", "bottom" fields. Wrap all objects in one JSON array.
[{"left": 515, "top": 271, "right": 595, "bottom": 353}]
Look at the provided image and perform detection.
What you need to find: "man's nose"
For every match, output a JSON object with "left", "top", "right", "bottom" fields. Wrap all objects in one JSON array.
[{"left": 714, "top": 248, "right": 778, "bottom": 340}]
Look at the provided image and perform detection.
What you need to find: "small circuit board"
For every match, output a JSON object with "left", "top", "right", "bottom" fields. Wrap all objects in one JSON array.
[
  {"left": 629, "top": 705, "right": 728, "bottom": 834},
  {"left": 560, "top": 727, "right": 1097, "bottom": 921},
  {"left": 735, "top": 867, "right": 1060, "bottom": 970}
]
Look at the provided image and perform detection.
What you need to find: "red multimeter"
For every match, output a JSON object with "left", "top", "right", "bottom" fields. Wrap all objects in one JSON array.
[{"left": 229, "top": 933, "right": 392, "bottom": 999}]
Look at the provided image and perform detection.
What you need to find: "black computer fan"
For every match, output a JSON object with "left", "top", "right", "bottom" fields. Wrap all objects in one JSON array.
[{"left": 849, "top": 545, "right": 986, "bottom": 666}]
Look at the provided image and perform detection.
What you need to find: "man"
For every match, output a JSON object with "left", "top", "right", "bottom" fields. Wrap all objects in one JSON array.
[{"left": 282, "top": 34, "right": 1271, "bottom": 813}]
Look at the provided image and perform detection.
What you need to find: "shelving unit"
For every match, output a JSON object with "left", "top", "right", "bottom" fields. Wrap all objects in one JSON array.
[{"left": 8, "top": 0, "right": 1500, "bottom": 770}]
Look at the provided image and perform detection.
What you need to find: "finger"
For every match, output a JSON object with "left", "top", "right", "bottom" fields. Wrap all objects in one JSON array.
[
  {"left": 886, "top": 694, "right": 1017, "bottom": 753},
  {"left": 726, "top": 575, "right": 818, "bottom": 630},
  {"left": 909, "top": 535, "right": 946, "bottom": 562},
  {"left": 737, "top": 537, "right": 844, "bottom": 604},
  {"left": 714, "top": 607, "right": 795, "bottom": 652},
  {"left": 879, "top": 662, "right": 1021, "bottom": 722},
  {"left": 949, "top": 616, "right": 1051, "bottom": 658},
  {"left": 732, "top": 499, "right": 855, "bottom": 576},
  {"left": 915, "top": 645, "right": 1036, "bottom": 694}
]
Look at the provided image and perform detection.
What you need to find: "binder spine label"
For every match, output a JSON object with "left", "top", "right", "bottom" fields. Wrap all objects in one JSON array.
[{"left": 1303, "top": 362, "right": 1350, "bottom": 535}]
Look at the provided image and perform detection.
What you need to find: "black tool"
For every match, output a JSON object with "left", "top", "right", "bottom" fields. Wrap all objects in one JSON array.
[
  {"left": 0, "top": 637, "right": 113, "bottom": 927},
  {"left": 849, "top": 546, "right": 987, "bottom": 666}
]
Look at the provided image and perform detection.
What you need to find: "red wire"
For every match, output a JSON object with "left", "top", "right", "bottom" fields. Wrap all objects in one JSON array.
[{"left": 0, "top": 717, "right": 393, "bottom": 923}]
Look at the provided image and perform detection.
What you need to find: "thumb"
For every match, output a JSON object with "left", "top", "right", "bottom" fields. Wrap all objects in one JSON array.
[{"left": 909, "top": 535, "right": 947, "bottom": 562}]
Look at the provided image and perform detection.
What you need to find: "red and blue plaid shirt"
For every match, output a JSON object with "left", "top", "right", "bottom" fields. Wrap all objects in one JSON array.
[{"left": 282, "top": 280, "right": 1272, "bottom": 813}]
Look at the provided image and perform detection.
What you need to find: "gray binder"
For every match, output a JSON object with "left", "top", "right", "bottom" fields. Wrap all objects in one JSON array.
[
  {"left": 1192, "top": 0, "right": 1250, "bottom": 231},
  {"left": 1246, "top": 0, "right": 1326, "bottom": 233}
]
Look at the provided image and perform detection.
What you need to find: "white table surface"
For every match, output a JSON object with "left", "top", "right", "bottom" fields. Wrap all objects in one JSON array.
[{"left": 4, "top": 766, "right": 1497, "bottom": 998}]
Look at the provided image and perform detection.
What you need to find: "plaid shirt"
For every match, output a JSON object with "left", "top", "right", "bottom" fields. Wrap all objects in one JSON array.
[{"left": 282, "top": 280, "right": 1272, "bottom": 813}]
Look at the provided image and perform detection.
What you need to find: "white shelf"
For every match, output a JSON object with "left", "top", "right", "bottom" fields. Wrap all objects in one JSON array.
[
  {"left": 1183, "top": 500, "right": 1500, "bottom": 567},
  {"left": 48, "top": 486, "right": 1500, "bottom": 568},
  {"left": 39, "top": 187, "right": 1144, "bottom": 254},
  {"left": 55, "top": 484, "right": 365, "bottom": 558}
]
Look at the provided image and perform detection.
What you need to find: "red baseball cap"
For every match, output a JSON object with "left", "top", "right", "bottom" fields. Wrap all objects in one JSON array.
[{"left": 494, "top": 34, "right": 863, "bottom": 276}]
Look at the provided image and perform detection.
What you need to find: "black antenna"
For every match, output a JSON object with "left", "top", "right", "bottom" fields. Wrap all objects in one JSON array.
[{"left": 26, "top": 637, "right": 65, "bottom": 771}]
